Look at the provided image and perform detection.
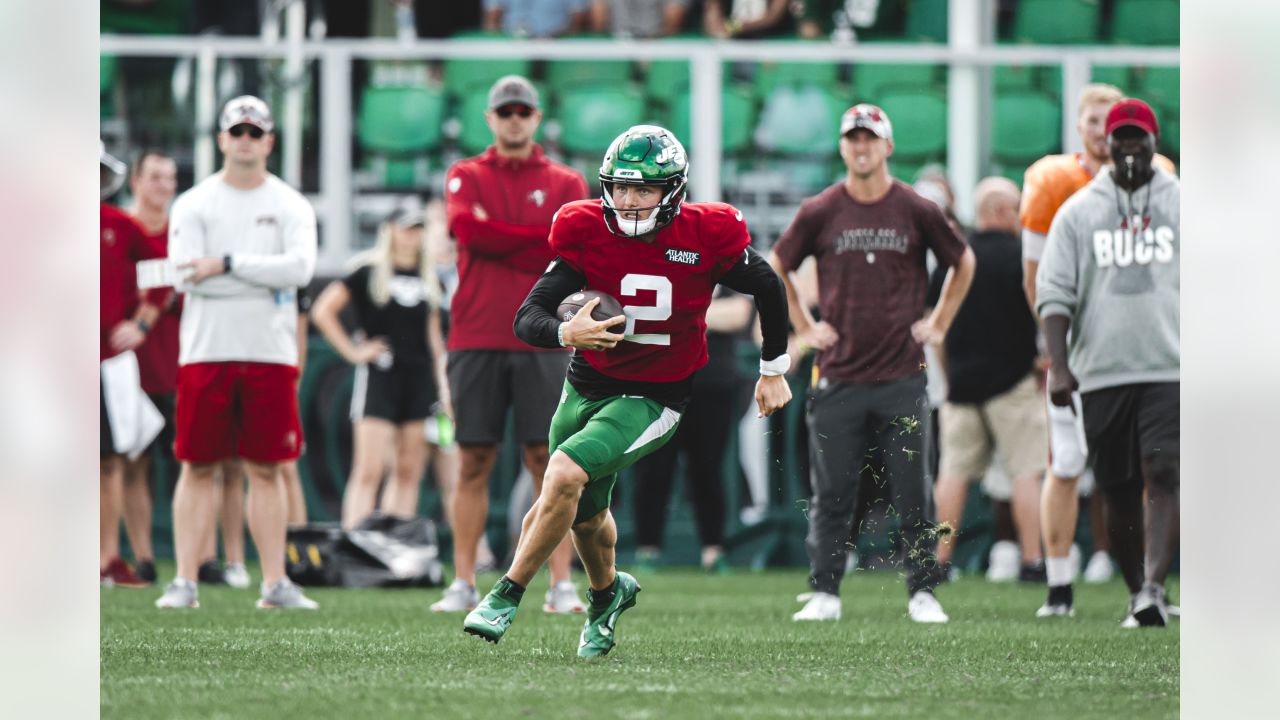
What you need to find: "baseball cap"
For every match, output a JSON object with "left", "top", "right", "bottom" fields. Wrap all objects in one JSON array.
[
  {"left": 388, "top": 202, "right": 425, "bottom": 229},
  {"left": 1105, "top": 98, "right": 1159, "bottom": 139},
  {"left": 219, "top": 95, "right": 275, "bottom": 133},
  {"left": 840, "top": 104, "right": 893, "bottom": 141},
  {"left": 100, "top": 140, "right": 126, "bottom": 198},
  {"left": 100, "top": 140, "right": 126, "bottom": 177},
  {"left": 488, "top": 75, "right": 539, "bottom": 111}
]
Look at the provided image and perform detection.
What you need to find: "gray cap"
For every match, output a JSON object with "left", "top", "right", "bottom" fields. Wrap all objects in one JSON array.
[
  {"left": 388, "top": 203, "right": 425, "bottom": 228},
  {"left": 487, "top": 75, "right": 539, "bottom": 111},
  {"left": 219, "top": 95, "right": 275, "bottom": 133}
]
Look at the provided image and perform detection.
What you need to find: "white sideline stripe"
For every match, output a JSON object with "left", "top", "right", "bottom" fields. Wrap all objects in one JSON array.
[
  {"left": 350, "top": 363, "right": 369, "bottom": 421},
  {"left": 625, "top": 406, "right": 681, "bottom": 454}
]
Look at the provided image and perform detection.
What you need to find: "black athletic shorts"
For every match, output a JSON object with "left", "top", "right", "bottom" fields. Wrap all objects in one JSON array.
[
  {"left": 447, "top": 349, "right": 570, "bottom": 445},
  {"left": 351, "top": 363, "right": 438, "bottom": 424},
  {"left": 1081, "top": 381, "right": 1179, "bottom": 492},
  {"left": 100, "top": 380, "right": 115, "bottom": 459},
  {"left": 146, "top": 392, "right": 176, "bottom": 454}
]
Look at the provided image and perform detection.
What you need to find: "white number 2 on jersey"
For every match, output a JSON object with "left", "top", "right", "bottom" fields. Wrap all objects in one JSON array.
[{"left": 619, "top": 273, "right": 672, "bottom": 346}]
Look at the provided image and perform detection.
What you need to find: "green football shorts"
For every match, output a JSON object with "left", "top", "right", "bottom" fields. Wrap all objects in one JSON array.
[{"left": 549, "top": 381, "right": 683, "bottom": 524}]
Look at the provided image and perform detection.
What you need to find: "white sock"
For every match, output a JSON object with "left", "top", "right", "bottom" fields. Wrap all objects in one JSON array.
[{"left": 1046, "top": 557, "right": 1073, "bottom": 587}]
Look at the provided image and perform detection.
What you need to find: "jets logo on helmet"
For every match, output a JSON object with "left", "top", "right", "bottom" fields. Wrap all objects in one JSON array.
[{"left": 599, "top": 125, "right": 689, "bottom": 238}]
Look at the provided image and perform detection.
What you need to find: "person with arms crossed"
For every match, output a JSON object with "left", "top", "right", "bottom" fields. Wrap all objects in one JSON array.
[
  {"left": 1037, "top": 98, "right": 1179, "bottom": 628},
  {"left": 434, "top": 76, "right": 591, "bottom": 615},
  {"left": 311, "top": 202, "right": 449, "bottom": 530},
  {"left": 929, "top": 177, "right": 1046, "bottom": 579},
  {"left": 155, "top": 96, "right": 319, "bottom": 610},
  {"left": 769, "top": 104, "right": 975, "bottom": 624},
  {"left": 1022, "top": 84, "right": 1179, "bottom": 616},
  {"left": 462, "top": 125, "right": 792, "bottom": 656}
]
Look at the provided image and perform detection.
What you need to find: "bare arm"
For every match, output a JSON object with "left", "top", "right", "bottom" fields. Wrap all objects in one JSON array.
[
  {"left": 589, "top": 1, "right": 609, "bottom": 32},
  {"left": 310, "top": 280, "right": 387, "bottom": 365},
  {"left": 704, "top": 294, "right": 753, "bottom": 333},
  {"left": 427, "top": 307, "right": 451, "bottom": 417},
  {"left": 661, "top": 1, "right": 686, "bottom": 35},
  {"left": 767, "top": 250, "right": 836, "bottom": 350},
  {"left": 737, "top": 0, "right": 791, "bottom": 35},
  {"left": 482, "top": 7, "right": 502, "bottom": 31},
  {"left": 1023, "top": 258, "right": 1040, "bottom": 315},
  {"left": 912, "top": 246, "right": 976, "bottom": 345}
]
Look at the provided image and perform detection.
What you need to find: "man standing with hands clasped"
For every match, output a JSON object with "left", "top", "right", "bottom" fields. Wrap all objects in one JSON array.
[
  {"left": 769, "top": 104, "right": 975, "bottom": 624},
  {"left": 155, "top": 95, "right": 319, "bottom": 610},
  {"left": 1036, "top": 98, "right": 1180, "bottom": 628}
]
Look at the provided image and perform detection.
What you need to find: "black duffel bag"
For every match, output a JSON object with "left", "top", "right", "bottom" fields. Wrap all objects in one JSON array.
[{"left": 286, "top": 513, "right": 444, "bottom": 588}]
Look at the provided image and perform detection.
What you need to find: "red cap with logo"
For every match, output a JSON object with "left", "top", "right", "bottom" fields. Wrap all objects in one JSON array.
[
  {"left": 1105, "top": 98, "right": 1159, "bottom": 139},
  {"left": 840, "top": 104, "right": 894, "bottom": 141}
]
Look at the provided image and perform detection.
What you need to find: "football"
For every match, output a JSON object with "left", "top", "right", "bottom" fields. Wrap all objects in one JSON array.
[{"left": 557, "top": 290, "right": 626, "bottom": 333}]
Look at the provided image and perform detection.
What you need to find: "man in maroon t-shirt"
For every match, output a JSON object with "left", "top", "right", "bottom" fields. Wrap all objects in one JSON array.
[
  {"left": 434, "top": 75, "right": 590, "bottom": 614},
  {"left": 769, "top": 104, "right": 975, "bottom": 624},
  {"left": 100, "top": 143, "right": 166, "bottom": 589},
  {"left": 124, "top": 149, "right": 178, "bottom": 585}
]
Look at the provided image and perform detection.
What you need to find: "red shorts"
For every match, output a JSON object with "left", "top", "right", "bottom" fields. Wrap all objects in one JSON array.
[{"left": 175, "top": 361, "right": 302, "bottom": 464}]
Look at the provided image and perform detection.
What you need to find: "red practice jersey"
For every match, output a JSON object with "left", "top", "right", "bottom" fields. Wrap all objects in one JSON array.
[
  {"left": 550, "top": 199, "right": 751, "bottom": 383},
  {"left": 100, "top": 203, "right": 165, "bottom": 360}
]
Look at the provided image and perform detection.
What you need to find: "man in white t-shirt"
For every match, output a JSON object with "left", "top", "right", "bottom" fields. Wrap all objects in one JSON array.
[{"left": 155, "top": 96, "right": 319, "bottom": 610}]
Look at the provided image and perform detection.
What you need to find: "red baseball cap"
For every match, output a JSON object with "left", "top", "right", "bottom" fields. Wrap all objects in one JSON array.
[
  {"left": 1105, "top": 98, "right": 1159, "bottom": 139},
  {"left": 840, "top": 104, "right": 894, "bottom": 141}
]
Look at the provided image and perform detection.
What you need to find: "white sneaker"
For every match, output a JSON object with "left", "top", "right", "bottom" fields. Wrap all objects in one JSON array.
[
  {"left": 155, "top": 577, "right": 199, "bottom": 609},
  {"left": 224, "top": 563, "right": 250, "bottom": 589},
  {"left": 792, "top": 591, "right": 841, "bottom": 621},
  {"left": 257, "top": 577, "right": 319, "bottom": 609},
  {"left": 986, "top": 541, "right": 1020, "bottom": 582},
  {"left": 430, "top": 579, "right": 479, "bottom": 612},
  {"left": 1083, "top": 551, "right": 1115, "bottom": 583},
  {"left": 543, "top": 580, "right": 587, "bottom": 614},
  {"left": 908, "top": 590, "right": 949, "bottom": 623}
]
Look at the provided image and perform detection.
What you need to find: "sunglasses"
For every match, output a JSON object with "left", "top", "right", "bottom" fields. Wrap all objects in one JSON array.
[
  {"left": 495, "top": 105, "right": 534, "bottom": 119},
  {"left": 228, "top": 124, "right": 266, "bottom": 139}
]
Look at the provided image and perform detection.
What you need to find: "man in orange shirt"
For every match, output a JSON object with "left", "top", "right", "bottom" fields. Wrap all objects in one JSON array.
[{"left": 1022, "top": 83, "right": 1177, "bottom": 618}]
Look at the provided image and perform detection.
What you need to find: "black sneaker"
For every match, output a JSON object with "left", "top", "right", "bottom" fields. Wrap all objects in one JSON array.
[
  {"left": 198, "top": 560, "right": 226, "bottom": 585},
  {"left": 1018, "top": 561, "right": 1047, "bottom": 584},
  {"left": 135, "top": 559, "right": 157, "bottom": 584},
  {"left": 1036, "top": 584, "right": 1074, "bottom": 617},
  {"left": 1131, "top": 583, "right": 1168, "bottom": 628}
]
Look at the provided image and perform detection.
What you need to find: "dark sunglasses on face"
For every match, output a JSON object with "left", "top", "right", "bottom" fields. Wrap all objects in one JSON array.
[
  {"left": 496, "top": 105, "right": 533, "bottom": 119},
  {"left": 229, "top": 124, "right": 265, "bottom": 139}
]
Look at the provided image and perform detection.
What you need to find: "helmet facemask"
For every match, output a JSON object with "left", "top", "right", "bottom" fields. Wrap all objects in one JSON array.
[{"left": 598, "top": 125, "right": 688, "bottom": 238}]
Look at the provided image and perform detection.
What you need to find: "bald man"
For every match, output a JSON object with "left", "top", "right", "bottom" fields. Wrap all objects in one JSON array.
[{"left": 927, "top": 178, "right": 1046, "bottom": 578}]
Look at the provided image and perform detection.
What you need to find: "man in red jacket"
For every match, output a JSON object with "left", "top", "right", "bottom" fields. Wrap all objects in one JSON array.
[{"left": 433, "top": 76, "right": 590, "bottom": 614}]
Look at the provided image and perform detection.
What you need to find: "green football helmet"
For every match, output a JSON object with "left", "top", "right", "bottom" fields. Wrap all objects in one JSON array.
[{"left": 599, "top": 125, "right": 688, "bottom": 237}]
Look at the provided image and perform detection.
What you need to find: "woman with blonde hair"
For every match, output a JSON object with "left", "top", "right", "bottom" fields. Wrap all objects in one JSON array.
[{"left": 312, "top": 203, "right": 449, "bottom": 529}]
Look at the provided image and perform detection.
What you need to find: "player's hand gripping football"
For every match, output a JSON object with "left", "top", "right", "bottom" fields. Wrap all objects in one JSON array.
[
  {"left": 561, "top": 297, "right": 626, "bottom": 351},
  {"left": 755, "top": 374, "right": 792, "bottom": 418},
  {"left": 1047, "top": 365, "right": 1079, "bottom": 409}
]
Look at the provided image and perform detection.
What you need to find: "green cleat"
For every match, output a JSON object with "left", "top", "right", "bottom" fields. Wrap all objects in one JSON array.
[
  {"left": 577, "top": 572, "right": 641, "bottom": 658},
  {"left": 463, "top": 578, "right": 522, "bottom": 644}
]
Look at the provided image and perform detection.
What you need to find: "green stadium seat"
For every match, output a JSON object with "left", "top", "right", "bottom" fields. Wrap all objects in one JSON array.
[
  {"left": 357, "top": 85, "right": 445, "bottom": 154},
  {"left": 101, "top": 55, "right": 117, "bottom": 96},
  {"left": 1136, "top": 66, "right": 1179, "bottom": 112},
  {"left": 994, "top": 65, "right": 1039, "bottom": 91},
  {"left": 878, "top": 89, "right": 947, "bottom": 159},
  {"left": 1110, "top": 0, "right": 1179, "bottom": 45},
  {"left": 755, "top": 62, "right": 840, "bottom": 97},
  {"left": 904, "top": 0, "right": 948, "bottom": 42},
  {"left": 992, "top": 91, "right": 1060, "bottom": 162},
  {"left": 1162, "top": 116, "right": 1179, "bottom": 156},
  {"left": 990, "top": 162, "right": 1027, "bottom": 188},
  {"left": 890, "top": 160, "right": 926, "bottom": 184},
  {"left": 556, "top": 85, "right": 647, "bottom": 155},
  {"left": 443, "top": 58, "right": 532, "bottom": 99},
  {"left": 669, "top": 85, "right": 757, "bottom": 154},
  {"left": 1012, "top": 0, "right": 1100, "bottom": 44},
  {"left": 854, "top": 63, "right": 940, "bottom": 102},
  {"left": 1091, "top": 65, "right": 1133, "bottom": 92},
  {"left": 545, "top": 61, "right": 633, "bottom": 94},
  {"left": 643, "top": 60, "right": 690, "bottom": 103},
  {"left": 755, "top": 85, "right": 845, "bottom": 156}
]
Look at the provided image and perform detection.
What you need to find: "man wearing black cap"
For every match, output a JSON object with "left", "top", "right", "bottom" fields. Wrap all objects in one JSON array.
[
  {"left": 436, "top": 75, "right": 590, "bottom": 614},
  {"left": 769, "top": 103, "right": 975, "bottom": 624},
  {"left": 155, "top": 95, "right": 319, "bottom": 610},
  {"left": 1037, "top": 98, "right": 1180, "bottom": 628}
]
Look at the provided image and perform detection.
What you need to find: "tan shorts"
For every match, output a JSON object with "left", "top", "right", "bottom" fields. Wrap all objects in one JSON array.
[{"left": 939, "top": 373, "right": 1048, "bottom": 480}]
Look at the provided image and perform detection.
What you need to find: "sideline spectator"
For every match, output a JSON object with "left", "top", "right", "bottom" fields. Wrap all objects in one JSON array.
[
  {"left": 101, "top": 142, "right": 166, "bottom": 589},
  {"left": 930, "top": 177, "right": 1046, "bottom": 580},
  {"left": 433, "top": 76, "right": 590, "bottom": 614},
  {"left": 484, "top": 0, "right": 590, "bottom": 38},
  {"left": 1037, "top": 98, "right": 1180, "bottom": 627},
  {"left": 770, "top": 104, "right": 974, "bottom": 624},
  {"left": 311, "top": 202, "right": 449, "bottom": 530},
  {"left": 124, "top": 149, "right": 178, "bottom": 586},
  {"left": 703, "top": 0, "right": 793, "bottom": 39},
  {"left": 155, "top": 96, "right": 319, "bottom": 610},
  {"left": 631, "top": 289, "right": 754, "bottom": 572},
  {"left": 592, "top": 0, "right": 689, "bottom": 38}
]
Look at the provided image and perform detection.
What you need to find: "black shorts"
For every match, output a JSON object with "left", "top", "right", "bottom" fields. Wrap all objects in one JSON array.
[
  {"left": 447, "top": 349, "right": 570, "bottom": 445},
  {"left": 1081, "top": 382, "right": 1179, "bottom": 492},
  {"left": 351, "top": 364, "right": 438, "bottom": 424},
  {"left": 100, "top": 380, "right": 115, "bottom": 459},
  {"left": 146, "top": 392, "right": 176, "bottom": 455}
]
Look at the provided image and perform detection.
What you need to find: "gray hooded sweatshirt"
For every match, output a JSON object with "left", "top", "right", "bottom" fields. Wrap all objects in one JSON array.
[{"left": 1036, "top": 165, "right": 1179, "bottom": 393}]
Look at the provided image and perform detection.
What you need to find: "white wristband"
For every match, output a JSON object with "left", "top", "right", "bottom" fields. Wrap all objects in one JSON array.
[
  {"left": 759, "top": 353, "right": 791, "bottom": 377},
  {"left": 557, "top": 322, "right": 568, "bottom": 347}
]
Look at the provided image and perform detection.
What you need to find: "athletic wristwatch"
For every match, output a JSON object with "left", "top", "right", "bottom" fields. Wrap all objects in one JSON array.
[{"left": 222, "top": 254, "right": 233, "bottom": 274}]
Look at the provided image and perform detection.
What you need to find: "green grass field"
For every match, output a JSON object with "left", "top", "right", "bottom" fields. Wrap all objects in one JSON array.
[{"left": 101, "top": 566, "right": 1178, "bottom": 719}]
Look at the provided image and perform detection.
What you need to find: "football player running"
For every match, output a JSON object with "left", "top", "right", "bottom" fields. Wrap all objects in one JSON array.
[{"left": 462, "top": 125, "right": 793, "bottom": 656}]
